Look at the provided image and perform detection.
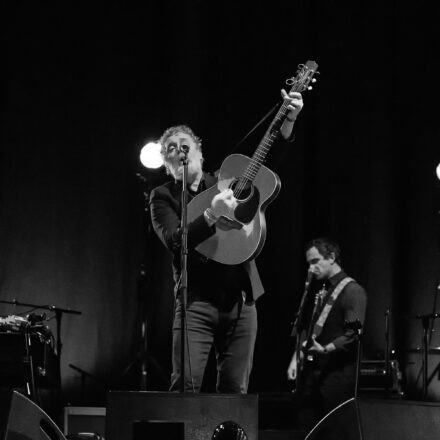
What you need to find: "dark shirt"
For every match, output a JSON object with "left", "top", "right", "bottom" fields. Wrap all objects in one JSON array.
[{"left": 315, "top": 271, "right": 367, "bottom": 368}]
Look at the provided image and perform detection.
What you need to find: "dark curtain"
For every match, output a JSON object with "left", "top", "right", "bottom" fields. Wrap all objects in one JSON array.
[{"left": 1, "top": 0, "right": 440, "bottom": 405}]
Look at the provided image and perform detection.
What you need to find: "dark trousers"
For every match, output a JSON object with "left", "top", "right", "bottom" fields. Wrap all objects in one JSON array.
[
  {"left": 170, "top": 297, "right": 257, "bottom": 393},
  {"left": 295, "top": 363, "right": 356, "bottom": 430}
]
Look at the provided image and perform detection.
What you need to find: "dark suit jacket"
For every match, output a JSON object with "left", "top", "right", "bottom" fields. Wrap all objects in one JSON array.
[{"left": 150, "top": 172, "right": 264, "bottom": 302}]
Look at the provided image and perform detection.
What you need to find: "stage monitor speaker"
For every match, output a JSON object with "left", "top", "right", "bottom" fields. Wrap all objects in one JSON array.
[
  {"left": 0, "top": 389, "right": 66, "bottom": 440},
  {"left": 105, "top": 391, "right": 258, "bottom": 440},
  {"left": 305, "top": 397, "right": 440, "bottom": 440}
]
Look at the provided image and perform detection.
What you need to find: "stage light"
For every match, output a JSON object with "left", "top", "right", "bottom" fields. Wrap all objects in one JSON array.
[
  {"left": 436, "top": 162, "right": 440, "bottom": 181},
  {"left": 211, "top": 421, "right": 247, "bottom": 440},
  {"left": 140, "top": 142, "right": 164, "bottom": 169}
]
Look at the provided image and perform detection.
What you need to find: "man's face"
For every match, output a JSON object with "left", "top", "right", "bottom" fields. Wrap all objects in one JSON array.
[
  {"left": 163, "top": 132, "right": 203, "bottom": 181},
  {"left": 306, "top": 246, "right": 334, "bottom": 280}
]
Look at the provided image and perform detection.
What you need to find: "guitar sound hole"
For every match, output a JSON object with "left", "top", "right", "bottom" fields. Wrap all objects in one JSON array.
[{"left": 230, "top": 179, "right": 253, "bottom": 201}]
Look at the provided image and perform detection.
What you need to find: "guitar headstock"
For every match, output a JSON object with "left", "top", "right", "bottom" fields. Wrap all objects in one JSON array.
[{"left": 286, "top": 60, "right": 319, "bottom": 93}]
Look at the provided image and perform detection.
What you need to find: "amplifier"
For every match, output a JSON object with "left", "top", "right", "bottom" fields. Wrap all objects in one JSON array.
[{"left": 359, "top": 360, "right": 403, "bottom": 395}]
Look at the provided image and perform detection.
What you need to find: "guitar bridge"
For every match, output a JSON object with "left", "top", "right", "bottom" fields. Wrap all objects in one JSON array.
[{"left": 231, "top": 181, "right": 260, "bottom": 224}]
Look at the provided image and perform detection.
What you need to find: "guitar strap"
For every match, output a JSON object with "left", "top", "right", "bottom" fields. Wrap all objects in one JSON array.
[{"left": 312, "top": 277, "right": 354, "bottom": 339}]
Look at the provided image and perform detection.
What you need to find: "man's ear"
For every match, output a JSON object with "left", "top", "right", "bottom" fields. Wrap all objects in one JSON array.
[{"left": 329, "top": 252, "right": 336, "bottom": 264}]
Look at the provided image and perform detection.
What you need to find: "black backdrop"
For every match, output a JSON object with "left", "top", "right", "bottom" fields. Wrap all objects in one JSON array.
[{"left": 1, "top": 0, "right": 440, "bottom": 405}]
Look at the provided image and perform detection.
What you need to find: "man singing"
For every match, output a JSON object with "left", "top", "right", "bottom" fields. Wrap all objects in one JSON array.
[{"left": 150, "top": 89, "right": 304, "bottom": 393}]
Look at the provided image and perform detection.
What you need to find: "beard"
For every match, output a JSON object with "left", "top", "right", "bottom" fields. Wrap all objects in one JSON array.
[{"left": 170, "top": 160, "right": 202, "bottom": 183}]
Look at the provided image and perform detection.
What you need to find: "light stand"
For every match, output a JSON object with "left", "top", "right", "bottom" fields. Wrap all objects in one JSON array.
[
  {"left": 414, "top": 312, "right": 440, "bottom": 399},
  {"left": 120, "top": 173, "right": 168, "bottom": 390},
  {"left": 405, "top": 282, "right": 440, "bottom": 400},
  {"left": 384, "top": 309, "right": 390, "bottom": 394}
]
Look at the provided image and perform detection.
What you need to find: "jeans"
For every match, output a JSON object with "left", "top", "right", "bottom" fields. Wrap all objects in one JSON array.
[{"left": 170, "top": 295, "right": 257, "bottom": 393}]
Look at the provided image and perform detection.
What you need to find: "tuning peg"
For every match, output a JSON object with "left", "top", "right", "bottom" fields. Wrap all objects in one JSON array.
[
  {"left": 308, "top": 86, "right": 313, "bottom": 90},
  {"left": 312, "top": 78, "right": 317, "bottom": 83}
]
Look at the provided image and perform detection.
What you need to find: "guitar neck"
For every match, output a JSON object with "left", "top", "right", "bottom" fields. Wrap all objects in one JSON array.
[
  {"left": 238, "top": 60, "right": 318, "bottom": 188},
  {"left": 242, "top": 101, "right": 290, "bottom": 184},
  {"left": 304, "top": 286, "right": 327, "bottom": 349}
]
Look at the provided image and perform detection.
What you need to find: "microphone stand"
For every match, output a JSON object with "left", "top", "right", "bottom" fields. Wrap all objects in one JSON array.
[
  {"left": 290, "top": 272, "right": 313, "bottom": 339},
  {"left": 69, "top": 363, "right": 107, "bottom": 403},
  {"left": 351, "top": 320, "right": 364, "bottom": 399},
  {"left": 178, "top": 152, "right": 189, "bottom": 393},
  {"left": 290, "top": 272, "right": 313, "bottom": 391},
  {"left": 23, "top": 323, "right": 37, "bottom": 401}
]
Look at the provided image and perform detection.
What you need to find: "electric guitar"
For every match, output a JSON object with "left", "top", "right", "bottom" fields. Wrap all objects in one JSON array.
[
  {"left": 294, "top": 284, "right": 327, "bottom": 393},
  {"left": 187, "top": 60, "right": 318, "bottom": 265}
]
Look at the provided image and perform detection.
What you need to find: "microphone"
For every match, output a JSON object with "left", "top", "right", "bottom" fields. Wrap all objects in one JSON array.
[
  {"left": 305, "top": 270, "right": 314, "bottom": 289},
  {"left": 178, "top": 144, "right": 190, "bottom": 154}
]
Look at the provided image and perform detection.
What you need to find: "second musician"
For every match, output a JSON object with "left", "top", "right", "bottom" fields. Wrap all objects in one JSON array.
[{"left": 287, "top": 237, "right": 368, "bottom": 427}]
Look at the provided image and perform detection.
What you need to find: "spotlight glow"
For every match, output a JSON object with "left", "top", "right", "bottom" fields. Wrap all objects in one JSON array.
[
  {"left": 140, "top": 142, "right": 164, "bottom": 169},
  {"left": 436, "top": 163, "right": 440, "bottom": 181}
]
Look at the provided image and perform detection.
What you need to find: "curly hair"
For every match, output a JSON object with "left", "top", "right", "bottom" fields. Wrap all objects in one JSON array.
[
  {"left": 305, "top": 237, "right": 342, "bottom": 265},
  {"left": 158, "top": 125, "right": 203, "bottom": 175}
]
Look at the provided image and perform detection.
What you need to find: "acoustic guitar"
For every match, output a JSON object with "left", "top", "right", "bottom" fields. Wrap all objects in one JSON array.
[{"left": 188, "top": 60, "right": 318, "bottom": 265}]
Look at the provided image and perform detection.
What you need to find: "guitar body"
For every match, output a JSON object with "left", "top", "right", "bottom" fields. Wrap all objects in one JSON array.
[
  {"left": 294, "top": 329, "right": 313, "bottom": 394},
  {"left": 187, "top": 153, "right": 281, "bottom": 265},
  {"left": 293, "top": 284, "right": 326, "bottom": 393}
]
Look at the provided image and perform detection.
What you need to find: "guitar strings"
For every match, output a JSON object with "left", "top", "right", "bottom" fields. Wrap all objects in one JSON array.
[
  {"left": 233, "top": 72, "right": 312, "bottom": 198},
  {"left": 233, "top": 100, "right": 290, "bottom": 197}
]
